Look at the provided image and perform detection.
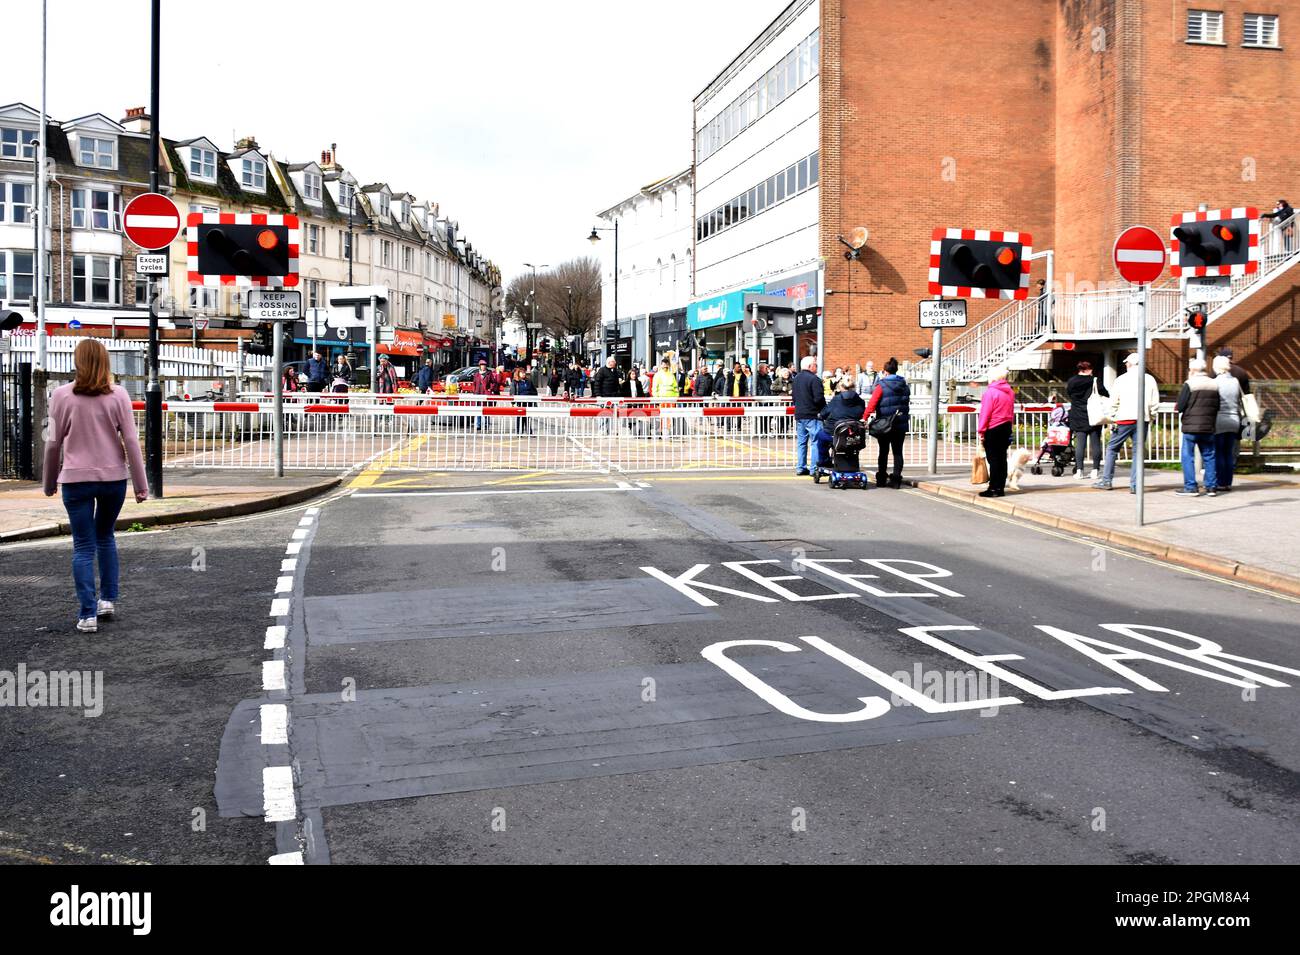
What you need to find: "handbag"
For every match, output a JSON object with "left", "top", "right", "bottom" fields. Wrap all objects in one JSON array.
[
  {"left": 868, "top": 410, "right": 899, "bottom": 438},
  {"left": 1242, "top": 392, "right": 1262, "bottom": 424},
  {"left": 1086, "top": 378, "right": 1108, "bottom": 427},
  {"left": 970, "top": 451, "right": 989, "bottom": 485}
]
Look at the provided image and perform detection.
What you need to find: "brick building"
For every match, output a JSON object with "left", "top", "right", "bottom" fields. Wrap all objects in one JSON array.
[{"left": 695, "top": 0, "right": 1300, "bottom": 383}]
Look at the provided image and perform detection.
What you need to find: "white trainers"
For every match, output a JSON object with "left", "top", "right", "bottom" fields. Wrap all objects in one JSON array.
[
  {"left": 76, "top": 617, "right": 98, "bottom": 633},
  {"left": 97, "top": 599, "right": 115, "bottom": 619},
  {"left": 1090, "top": 469, "right": 1100, "bottom": 480},
  {"left": 1073, "top": 470, "right": 1086, "bottom": 480}
]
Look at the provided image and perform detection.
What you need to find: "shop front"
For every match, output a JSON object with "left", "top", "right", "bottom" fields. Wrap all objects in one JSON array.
[
  {"left": 649, "top": 307, "right": 689, "bottom": 370},
  {"left": 763, "top": 270, "right": 820, "bottom": 369},
  {"left": 687, "top": 287, "right": 762, "bottom": 370},
  {"left": 378, "top": 329, "right": 425, "bottom": 383}
]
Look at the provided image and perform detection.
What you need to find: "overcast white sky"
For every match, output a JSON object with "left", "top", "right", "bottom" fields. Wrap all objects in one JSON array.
[{"left": 7, "top": 0, "right": 788, "bottom": 288}]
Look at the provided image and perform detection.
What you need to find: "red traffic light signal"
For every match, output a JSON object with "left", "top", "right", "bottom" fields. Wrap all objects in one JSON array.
[
  {"left": 1186, "top": 308, "right": 1208, "bottom": 332},
  {"left": 1170, "top": 208, "right": 1258, "bottom": 277},
  {"left": 930, "top": 229, "right": 1033, "bottom": 299},
  {"left": 187, "top": 212, "right": 299, "bottom": 287}
]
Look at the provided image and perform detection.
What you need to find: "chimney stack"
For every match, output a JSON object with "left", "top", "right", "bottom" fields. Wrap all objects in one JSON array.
[
  {"left": 120, "top": 106, "right": 151, "bottom": 134},
  {"left": 235, "top": 135, "right": 259, "bottom": 152},
  {"left": 320, "top": 146, "right": 338, "bottom": 171}
]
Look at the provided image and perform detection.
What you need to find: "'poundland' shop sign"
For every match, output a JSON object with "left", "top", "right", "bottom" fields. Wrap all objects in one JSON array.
[{"left": 688, "top": 286, "right": 764, "bottom": 330}]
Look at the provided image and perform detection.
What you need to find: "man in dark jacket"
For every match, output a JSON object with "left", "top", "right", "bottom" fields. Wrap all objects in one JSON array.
[
  {"left": 694, "top": 365, "right": 715, "bottom": 398},
  {"left": 305, "top": 351, "right": 328, "bottom": 393},
  {"left": 414, "top": 358, "right": 434, "bottom": 393},
  {"left": 792, "top": 356, "right": 826, "bottom": 475},
  {"left": 1261, "top": 198, "right": 1294, "bottom": 252},
  {"left": 592, "top": 357, "right": 624, "bottom": 398},
  {"left": 1175, "top": 358, "right": 1221, "bottom": 497}
]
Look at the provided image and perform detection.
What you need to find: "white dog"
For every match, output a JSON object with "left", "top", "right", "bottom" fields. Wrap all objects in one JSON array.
[{"left": 1006, "top": 447, "right": 1034, "bottom": 490}]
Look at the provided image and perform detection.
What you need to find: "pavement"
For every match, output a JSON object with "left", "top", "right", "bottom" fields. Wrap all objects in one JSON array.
[
  {"left": 0, "top": 469, "right": 342, "bottom": 542},
  {"left": 911, "top": 467, "right": 1300, "bottom": 597},
  {"left": 5, "top": 468, "right": 1295, "bottom": 865}
]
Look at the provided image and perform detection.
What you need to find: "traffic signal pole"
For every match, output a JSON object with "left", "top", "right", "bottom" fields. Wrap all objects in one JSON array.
[
  {"left": 144, "top": 0, "right": 163, "bottom": 498},
  {"left": 272, "top": 317, "right": 284, "bottom": 478},
  {"left": 927, "top": 325, "right": 942, "bottom": 475}
]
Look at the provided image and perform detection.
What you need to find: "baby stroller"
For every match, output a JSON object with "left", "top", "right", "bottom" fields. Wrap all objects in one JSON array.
[
  {"left": 812, "top": 419, "right": 870, "bottom": 489},
  {"left": 1031, "top": 404, "right": 1075, "bottom": 477}
]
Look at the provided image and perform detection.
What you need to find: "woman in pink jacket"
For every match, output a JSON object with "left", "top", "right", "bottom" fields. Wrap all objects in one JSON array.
[
  {"left": 42, "top": 340, "right": 148, "bottom": 632},
  {"left": 976, "top": 366, "right": 1016, "bottom": 498}
]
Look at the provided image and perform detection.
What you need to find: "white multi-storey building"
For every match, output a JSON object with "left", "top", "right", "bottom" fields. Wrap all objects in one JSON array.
[
  {"left": 690, "top": 0, "right": 821, "bottom": 369},
  {"left": 595, "top": 167, "right": 693, "bottom": 368}
]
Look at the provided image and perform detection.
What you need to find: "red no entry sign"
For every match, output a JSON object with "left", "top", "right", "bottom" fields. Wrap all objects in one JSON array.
[
  {"left": 1113, "top": 226, "right": 1167, "bottom": 285},
  {"left": 122, "top": 192, "right": 182, "bottom": 251}
]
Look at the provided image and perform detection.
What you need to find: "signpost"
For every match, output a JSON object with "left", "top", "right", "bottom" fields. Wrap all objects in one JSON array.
[
  {"left": 122, "top": 193, "right": 182, "bottom": 251},
  {"left": 122, "top": 190, "right": 180, "bottom": 501},
  {"left": 1113, "top": 225, "right": 1168, "bottom": 527},
  {"left": 245, "top": 290, "right": 301, "bottom": 479},
  {"left": 917, "top": 299, "right": 968, "bottom": 474}
]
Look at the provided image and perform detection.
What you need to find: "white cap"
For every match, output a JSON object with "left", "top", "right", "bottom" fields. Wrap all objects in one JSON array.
[{"left": 1124, "top": 353, "right": 1140, "bottom": 366}]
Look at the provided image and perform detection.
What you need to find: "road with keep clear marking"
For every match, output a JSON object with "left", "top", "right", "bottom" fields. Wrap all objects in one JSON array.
[{"left": 3, "top": 469, "right": 1299, "bottom": 864}]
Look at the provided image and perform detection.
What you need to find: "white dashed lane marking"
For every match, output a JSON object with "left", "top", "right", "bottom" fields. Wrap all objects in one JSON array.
[
  {"left": 262, "top": 660, "right": 286, "bottom": 692},
  {"left": 263, "top": 766, "right": 297, "bottom": 822},
  {"left": 268, "top": 852, "right": 304, "bottom": 865},
  {"left": 264, "top": 625, "right": 286, "bottom": 650},
  {"left": 269, "top": 598, "right": 290, "bottom": 617},
  {"left": 275, "top": 576, "right": 294, "bottom": 594},
  {"left": 260, "top": 704, "right": 289, "bottom": 744}
]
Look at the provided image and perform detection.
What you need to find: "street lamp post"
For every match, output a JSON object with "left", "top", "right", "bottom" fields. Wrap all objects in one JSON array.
[
  {"left": 522, "top": 261, "right": 548, "bottom": 364},
  {"left": 587, "top": 220, "right": 618, "bottom": 360}
]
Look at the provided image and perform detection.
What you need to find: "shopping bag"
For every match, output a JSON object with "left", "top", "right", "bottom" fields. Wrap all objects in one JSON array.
[
  {"left": 970, "top": 452, "right": 989, "bottom": 485},
  {"left": 1086, "top": 378, "right": 1109, "bottom": 427},
  {"left": 1242, "top": 392, "right": 1262, "bottom": 424}
]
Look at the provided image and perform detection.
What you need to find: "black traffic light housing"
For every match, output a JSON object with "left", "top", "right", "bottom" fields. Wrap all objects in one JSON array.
[
  {"left": 1186, "top": 307, "right": 1208, "bottom": 333},
  {"left": 929, "top": 229, "right": 1032, "bottom": 299},
  {"left": 1170, "top": 209, "right": 1258, "bottom": 276},
  {"left": 0, "top": 309, "right": 22, "bottom": 332},
  {"left": 195, "top": 223, "right": 291, "bottom": 277}
]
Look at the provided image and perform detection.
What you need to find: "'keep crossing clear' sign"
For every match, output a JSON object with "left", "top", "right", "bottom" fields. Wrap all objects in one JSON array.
[
  {"left": 918, "top": 299, "right": 968, "bottom": 328},
  {"left": 247, "top": 289, "right": 302, "bottom": 321}
]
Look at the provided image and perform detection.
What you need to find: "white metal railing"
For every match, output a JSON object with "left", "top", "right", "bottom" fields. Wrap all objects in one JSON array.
[
  {"left": 128, "top": 396, "right": 1184, "bottom": 473},
  {"left": 1053, "top": 286, "right": 1182, "bottom": 337},
  {"left": 4, "top": 335, "right": 273, "bottom": 377}
]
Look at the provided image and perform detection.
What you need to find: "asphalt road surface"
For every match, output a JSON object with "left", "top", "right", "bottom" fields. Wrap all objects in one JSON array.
[{"left": 3, "top": 470, "right": 1298, "bottom": 865}]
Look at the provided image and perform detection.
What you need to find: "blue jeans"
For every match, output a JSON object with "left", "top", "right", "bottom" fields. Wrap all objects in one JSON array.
[
  {"left": 1101, "top": 423, "right": 1138, "bottom": 489},
  {"left": 815, "top": 427, "right": 834, "bottom": 467},
  {"left": 1181, "top": 433, "right": 1216, "bottom": 492},
  {"left": 1213, "top": 432, "right": 1238, "bottom": 488},
  {"left": 795, "top": 419, "right": 821, "bottom": 472},
  {"left": 61, "top": 479, "right": 127, "bottom": 618}
]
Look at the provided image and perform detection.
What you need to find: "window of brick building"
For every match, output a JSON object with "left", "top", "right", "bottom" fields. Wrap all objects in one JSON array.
[
  {"left": 1243, "top": 13, "right": 1279, "bottom": 47},
  {"left": 1187, "top": 9, "right": 1225, "bottom": 44}
]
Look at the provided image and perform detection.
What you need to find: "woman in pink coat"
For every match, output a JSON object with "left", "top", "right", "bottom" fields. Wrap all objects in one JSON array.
[
  {"left": 976, "top": 366, "right": 1016, "bottom": 498},
  {"left": 43, "top": 339, "right": 148, "bottom": 632}
]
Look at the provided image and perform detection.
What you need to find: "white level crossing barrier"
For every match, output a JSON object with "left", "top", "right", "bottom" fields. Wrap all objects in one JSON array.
[{"left": 130, "top": 395, "right": 1183, "bottom": 473}]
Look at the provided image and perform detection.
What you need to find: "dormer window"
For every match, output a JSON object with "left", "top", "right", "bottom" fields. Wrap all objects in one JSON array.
[
  {"left": 338, "top": 181, "right": 355, "bottom": 210},
  {"left": 241, "top": 158, "right": 266, "bottom": 191},
  {"left": 1, "top": 128, "right": 38, "bottom": 159},
  {"left": 378, "top": 193, "right": 390, "bottom": 217},
  {"left": 189, "top": 147, "right": 217, "bottom": 181},
  {"left": 303, "top": 171, "right": 322, "bottom": 202},
  {"left": 78, "top": 135, "right": 115, "bottom": 169}
]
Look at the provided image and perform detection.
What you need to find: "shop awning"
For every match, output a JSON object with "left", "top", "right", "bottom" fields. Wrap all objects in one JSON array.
[{"left": 378, "top": 329, "right": 424, "bottom": 357}]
